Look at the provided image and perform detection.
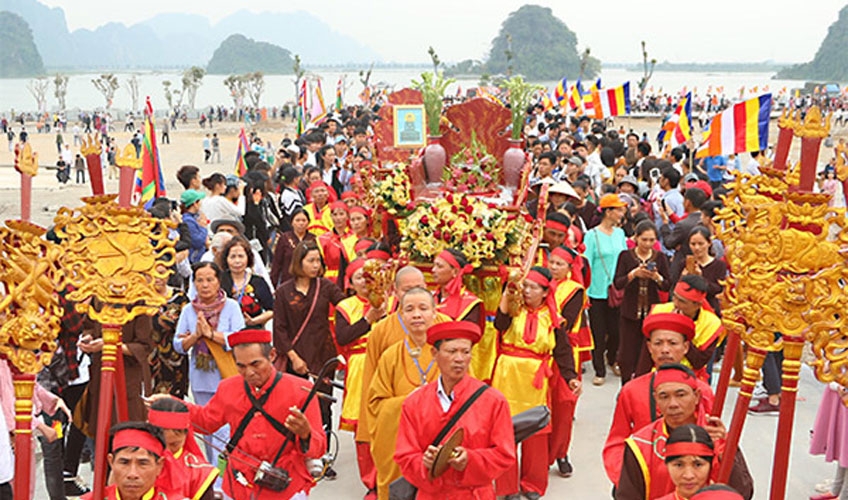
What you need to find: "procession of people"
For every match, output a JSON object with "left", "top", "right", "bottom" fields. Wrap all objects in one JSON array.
[{"left": 4, "top": 77, "right": 847, "bottom": 500}]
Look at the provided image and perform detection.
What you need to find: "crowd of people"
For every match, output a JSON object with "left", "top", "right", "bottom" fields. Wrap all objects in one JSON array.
[{"left": 2, "top": 92, "right": 846, "bottom": 500}]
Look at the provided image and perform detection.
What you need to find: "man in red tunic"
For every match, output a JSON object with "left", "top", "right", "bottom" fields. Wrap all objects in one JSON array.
[
  {"left": 613, "top": 364, "right": 753, "bottom": 500},
  {"left": 603, "top": 312, "right": 715, "bottom": 485},
  {"left": 394, "top": 321, "right": 515, "bottom": 499},
  {"left": 147, "top": 398, "right": 217, "bottom": 500},
  {"left": 150, "top": 329, "right": 326, "bottom": 500},
  {"left": 83, "top": 422, "right": 175, "bottom": 500}
]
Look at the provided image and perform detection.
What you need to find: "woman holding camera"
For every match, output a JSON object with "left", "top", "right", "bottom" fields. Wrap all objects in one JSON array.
[{"left": 613, "top": 220, "right": 670, "bottom": 386}]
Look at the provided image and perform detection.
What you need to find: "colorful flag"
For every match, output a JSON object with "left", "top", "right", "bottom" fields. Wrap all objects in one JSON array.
[
  {"left": 554, "top": 78, "right": 568, "bottom": 104},
  {"left": 234, "top": 128, "right": 249, "bottom": 176},
  {"left": 310, "top": 78, "right": 327, "bottom": 126},
  {"left": 568, "top": 83, "right": 584, "bottom": 113},
  {"left": 658, "top": 92, "right": 692, "bottom": 147},
  {"left": 591, "top": 82, "right": 631, "bottom": 119},
  {"left": 539, "top": 91, "right": 555, "bottom": 111},
  {"left": 699, "top": 93, "right": 772, "bottom": 157},
  {"left": 335, "top": 77, "right": 343, "bottom": 112},
  {"left": 134, "top": 97, "right": 166, "bottom": 206},
  {"left": 296, "top": 79, "right": 307, "bottom": 136}
]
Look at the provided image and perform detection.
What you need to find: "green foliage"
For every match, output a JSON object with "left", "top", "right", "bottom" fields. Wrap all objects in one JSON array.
[
  {"left": 486, "top": 5, "right": 599, "bottom": 80},
  {"left": 501, "top": 75, "right": 542, "bottom": 140},
  {"left": 778, "top": 5, "right": 848, "bottom": 80},
  {"left": 91, "top": 74, "right": 119, "bottom": 109},
  {"left": 207, "top": 34, "right": 295, "bottom": 75},
  {"left": 412, "top": 71, "right": 455, "bottom": 136},
  {"left": 0, "top": 11, "right": 44, "bottom": 78},
  {"left": 181, "top": 66, "right": 205, "bottom": 110},
  {"left": 445, "top": 59, "right": 487, "bottom": 77}
]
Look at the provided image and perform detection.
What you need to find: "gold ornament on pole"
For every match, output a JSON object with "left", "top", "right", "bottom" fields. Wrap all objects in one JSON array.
[
  {"left": 714, "top": 105, "right": 848, "bottom": 500},
  {"left": 52, "top": 194, "right": 176, "bottom": 500},
  {"left": 0, "top": 220, "right": 63, "bottom": 500}
]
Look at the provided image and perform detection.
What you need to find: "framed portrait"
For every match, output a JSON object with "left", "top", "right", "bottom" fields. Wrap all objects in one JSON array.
[{"left": 393, "top": 105, "right": 426, "bottom": 148}]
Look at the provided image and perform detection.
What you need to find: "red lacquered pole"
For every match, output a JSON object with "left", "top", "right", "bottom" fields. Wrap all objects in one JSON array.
[
  {"left": 92, "top": 324, "right": 122, "bottom": 500},
  {"left": 769, "top": 335, "right": 805, "bottom": 500},
  {"left": 12, "top": 374, "right": 35, "bottom": 500},
  {"left": 20, "top": 174, "right": 31, "bottom": 222},
  {"left": 718, "top": 346, "right": 767, "bottom": 483},
  {"left": 712, "top": 329, "right": 741, "bottom": 417},
  {"left": 114, "top": 346, "right": 129, "bottom": 421},
  {"left": 118, "top": 167, "right": 135, "bottom": 207}
]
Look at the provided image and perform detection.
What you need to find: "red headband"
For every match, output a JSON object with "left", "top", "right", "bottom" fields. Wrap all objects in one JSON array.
[
  {"left": 366, "top": 249, "right": 391, "bottom": 261},
  {"left": 654, "top": 366, "right": 699, "bottom": 391},
  {"left": 691, "top": 489, "right": 744, "bottom": 500},
  {"left": 148, "top": 408, "right": 191, "bottom": 430},
  {"left": 349, "top": 206, "right": 371, "bottom": 217},
  {"left": 550, "top": 246, "right": 575, "bottom": 265},
  {"left": 664, "top": 442, "right": 714, "bottom": 458},
  {"left": 112, "top": 428, "right": 164, "bottom": 457},
  {"left": 341, "top": 191, "right": 361, "bottom": 200},
  {"left": 674, "top": 281, "right": 706, "bottom": 303},
  {"left": 345, "top": 258, "right": 366, "bottom": 290},
  {"left": 545, "top": 219, "right": 568, "bottom": 233},
  {"left": 330, "top": 201, "right": 349, "bottom": 212},
  {"left": 355, "top": 239, "right": 373, "bottom": 253},
  {"left": 526, "top": 269, "right": 551, "bottom": 288},
  {"left": 306, "top": 181, "right": 337, "bottom": 203}
]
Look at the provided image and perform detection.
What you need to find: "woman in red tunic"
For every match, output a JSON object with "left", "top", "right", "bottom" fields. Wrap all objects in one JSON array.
[{"left": 655, "top": 424, "right": 715, "bottom": 500}]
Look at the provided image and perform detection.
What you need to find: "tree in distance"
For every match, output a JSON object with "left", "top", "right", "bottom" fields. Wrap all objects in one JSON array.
[
  {"left": 777, "top": 5, "right": 848, "bottom": 81},
  {"left": 0, "top": 11, "right": 45, "bottom": 78},
  {"left": 485, "top": 4, "right": 600, "bottom": 80},
  {"left": 208, "top": 34, "right": 295, "bottom": 75}
]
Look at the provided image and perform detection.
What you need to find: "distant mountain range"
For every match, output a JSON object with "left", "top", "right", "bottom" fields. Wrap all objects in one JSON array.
[{"left": 0, "top": 0, "right": 382, "bottom": 69}]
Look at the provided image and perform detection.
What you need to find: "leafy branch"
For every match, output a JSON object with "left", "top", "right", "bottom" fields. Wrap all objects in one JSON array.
[
  {"left": 412, "top": 70, "right": 455, "bottom": 137},
  {"left": 502, "top": 75, "right": 542, "bottom": 140}
]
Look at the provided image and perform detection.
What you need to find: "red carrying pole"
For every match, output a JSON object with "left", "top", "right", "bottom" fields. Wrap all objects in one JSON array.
[
  {"left": 769, "top": 335, "right": 805, "bottom": 500},
  {"left": 114, "top": 346, "right": 129, "bottom": 421},
  {"left": 718, "top": 346, "right": 767, "bottom": 483},
  {"left": 712, "top": 329, "right": 741, "bottom": 416},
  {"left": 92, "top": 324, "right": 122, "bottom": 500},
  {"left": 12, "top": 374, "right": 35, "bottom": 500},
  {"left": 118, "top": 167, "right": 135, "bottom": 207},
  {"left": 20, "top": 174, "right": 31, "bottom": 222}
]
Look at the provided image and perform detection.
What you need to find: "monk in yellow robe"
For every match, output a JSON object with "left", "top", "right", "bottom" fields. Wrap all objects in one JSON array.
[{"left": 366, "top": 287, "right": 440, "bottom": 500}]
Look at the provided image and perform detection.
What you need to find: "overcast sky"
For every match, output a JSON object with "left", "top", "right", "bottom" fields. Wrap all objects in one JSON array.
[{"left": 39, "top": 0, "right": 846, "bottom": 64}]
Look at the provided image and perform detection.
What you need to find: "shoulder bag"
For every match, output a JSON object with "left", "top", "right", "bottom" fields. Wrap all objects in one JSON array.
[
  {"left": 593, "top": 229, "right": 624, "bottom": 308},
  {"left": 388, "top": 385, "right": 490, "bottom": 500},
  {"left": 275, "top": 278, "right": 321, "bottom": 373}
]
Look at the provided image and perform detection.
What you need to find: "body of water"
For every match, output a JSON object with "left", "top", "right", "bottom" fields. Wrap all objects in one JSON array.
[{"left": 0, "top": 67, "right": 808, "bottom": 116}]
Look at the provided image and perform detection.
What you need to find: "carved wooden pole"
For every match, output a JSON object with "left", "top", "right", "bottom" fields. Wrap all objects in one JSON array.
[
  {"left": 12, "top": 375, "right": 35, "bottom": 500},
  {"left": 718, "top": 347, "right": 767, "bottom": 482},
  {"left": 91, "top": 323, "right": 122, "bottom": 500},
  {"left": 769, "top": 335, "right": 805, "bottom": 500}
]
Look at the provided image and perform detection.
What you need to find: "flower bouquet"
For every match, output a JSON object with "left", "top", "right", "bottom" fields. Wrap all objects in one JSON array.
[
  {"left": 371, "top": 164, "right": 413, "bottom": 216},
  {"left": 400, "top": 192, "right": 534, "bottom": 268},
  {"left": 442, "top": 132, "right": 501, "bottom": 194}
]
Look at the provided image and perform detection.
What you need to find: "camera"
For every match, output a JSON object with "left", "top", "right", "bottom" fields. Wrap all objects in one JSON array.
[
  {"left": 649, "top": 168, "right": 661, "bottom": 181},
  {"left": 253, "top": 461, "right": 291, "bottom": 492}
]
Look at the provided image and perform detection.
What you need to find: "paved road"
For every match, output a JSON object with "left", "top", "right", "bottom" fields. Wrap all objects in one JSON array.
[{"left": 40, "top": 363, "right": 830, "bottom": 499}]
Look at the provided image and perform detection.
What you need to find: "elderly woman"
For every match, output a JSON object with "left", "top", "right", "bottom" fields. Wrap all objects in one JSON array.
[
  {"left": 174, "top": 261, "right": 245, "bottom": 463},
  {"left": 218, "top": 236, "right": 274, "bottom": 330}
]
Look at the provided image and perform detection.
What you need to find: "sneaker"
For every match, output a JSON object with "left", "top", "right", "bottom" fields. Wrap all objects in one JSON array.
[
  {"left": 752, "top": 382, "right": 768, "bottom": 399},
  {"left": 815, "top": 479, "right": 834, "bottom": 493},
  {"left": 748, "top": 399, "right": 780, "bottom": 415},
  {"left": 809, "top": 494, "right": 838, "bottom": 500},
  {"left": 592, "top": 376, "right": 605, "bottom": 386},
  {"left": 323, "top": 467, "right": 338, "bottom": 481},
  {"left": 64, "top": 473, "right": 91, "bottom": 497},
  {"left": 556, "top": 456, "right": 573, "bottom": 477},
  {"left": 523, "top": 492, "right": 542, "bottom": 500}
]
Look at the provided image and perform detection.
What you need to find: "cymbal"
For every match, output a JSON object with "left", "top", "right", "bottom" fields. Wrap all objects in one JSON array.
[{"left": 429, "top": 427, "right": 464, "bottom": 480}]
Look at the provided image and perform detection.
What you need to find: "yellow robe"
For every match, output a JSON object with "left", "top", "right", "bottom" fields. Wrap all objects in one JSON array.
[
  {"left": 491, "top": 308, "right": 556, "bottom": 416},
  {"left": 304, "top": 202, "right": 333, "bottom": 237},
  {"left": 356, "top": 311, "right": 449, "bottom": 443},
  {"left": 336, "top": 295, "right": 370, "bottom": 432},
  {"left": 367, "top": 340, "right": 439, "bottom": 500}
]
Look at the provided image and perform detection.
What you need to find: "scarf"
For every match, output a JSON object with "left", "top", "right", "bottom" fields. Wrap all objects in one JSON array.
[
  {"left": 437, "top": 250, "right": 473, "bottom": 320},
  {"left": 191, "top": 289, "right": 227, "bottom": 371}
]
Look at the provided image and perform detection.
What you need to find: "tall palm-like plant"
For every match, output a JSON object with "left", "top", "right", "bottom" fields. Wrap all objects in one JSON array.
[
  {"left": 502, "top": 75, "right": 542, "bottom": 140},
  {"left": 412, "top": 71, "right": 455, "bottom": 137}
]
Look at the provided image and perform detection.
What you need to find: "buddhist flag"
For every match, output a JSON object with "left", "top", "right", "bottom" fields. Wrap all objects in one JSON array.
[
  {"left": 554, "top": 78, "right": 568, "bottom": 104},
  {"left": 234, "top": 127, "right": 249, "bottom": 176},
  {"left": 658, "top": 92, "right": 692, "bottom": 147},
  {"left": 134, "top": 97, "right": 166, "bottom": 206},
  {"left": 540, "top": 91, "right": 555, "bottom": 111},
  {"left": 591, "top": 82, "right": 631, "bottom": 119},
  {"left": 568, "top": 83, "right": 584, "bottom": 114},
  {"left": 335, "top": 77, "right": 343, "bottom": 111},
  {"left": 698, "top": 93, "right": 772, "bottom": 158}
]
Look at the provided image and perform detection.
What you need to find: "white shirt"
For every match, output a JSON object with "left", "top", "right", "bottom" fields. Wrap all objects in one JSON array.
[{"left": 436, "top": 377, "right": 454, "bottom": 413}]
